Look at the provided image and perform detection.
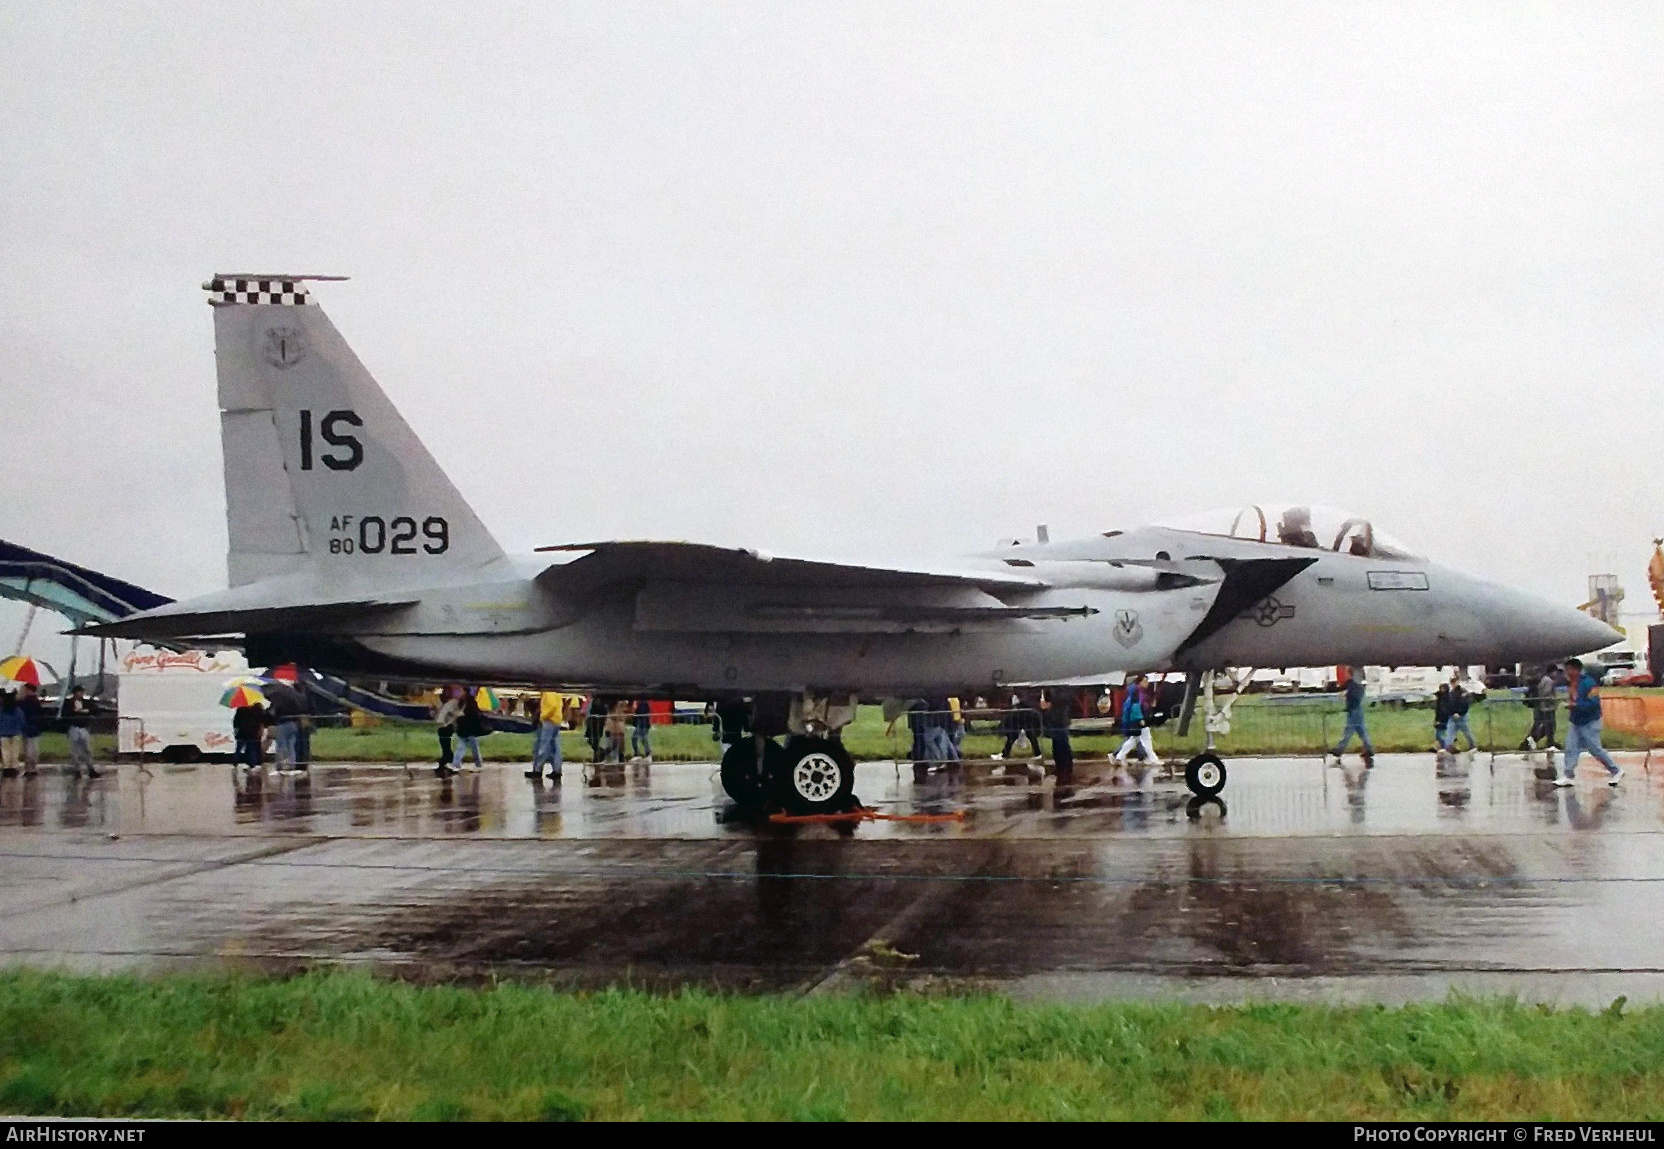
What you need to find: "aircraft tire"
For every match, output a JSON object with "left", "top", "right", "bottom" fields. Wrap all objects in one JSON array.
[
  {"left": 720, "top": 740, "right": 771, "bottom": 807},
  {"left": 775, "top": 736, "right": 856, "bottom": 815},
  {"left": 1184, "top": 752, "right": 1227, "bottom": 798}
]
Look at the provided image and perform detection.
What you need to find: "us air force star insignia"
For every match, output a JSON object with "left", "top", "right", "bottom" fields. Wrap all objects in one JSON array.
[
  {"left": 262, "top": 325, "right": 306, "bottom": 369},
  {"left": 1113, "top": 609, "right": 1144, "bottom": 648},
  {"left": 1244, "top": 596, "right": 1297, "bottom": 627}
]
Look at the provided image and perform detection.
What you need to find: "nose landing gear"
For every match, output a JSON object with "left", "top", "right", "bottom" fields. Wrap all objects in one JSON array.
[{"left": 1175, "top": 669, "right": 1233, "bottom": 799}]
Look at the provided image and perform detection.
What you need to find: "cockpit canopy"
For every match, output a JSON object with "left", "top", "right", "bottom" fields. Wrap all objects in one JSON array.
[{"left": 1157, "top": 503, "right": 1421, "bottom": 560}]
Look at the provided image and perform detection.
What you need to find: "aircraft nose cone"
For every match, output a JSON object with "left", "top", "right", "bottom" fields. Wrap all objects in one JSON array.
[
  {"left": 1563, "top": 608, "right": 1624, "bottom": 655},
  {"left": 1520, "top": 601, "right": 1622, "bottom": 660}
]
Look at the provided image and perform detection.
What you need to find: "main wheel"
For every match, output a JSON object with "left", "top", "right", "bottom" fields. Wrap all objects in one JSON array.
[
  {"left": 720, "top": 739, "right": 770, "bottom": 806},
  {"left": 1184, "top": 752, "right": 1226, "bottom": 798},
  {"left": 774, "top": 736, "right": 856, "bottom": 815}
]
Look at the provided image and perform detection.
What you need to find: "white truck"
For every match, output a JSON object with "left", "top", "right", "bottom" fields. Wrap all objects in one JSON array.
[{"left": 117, "top": 645, "right": 255, "bottom": 758}]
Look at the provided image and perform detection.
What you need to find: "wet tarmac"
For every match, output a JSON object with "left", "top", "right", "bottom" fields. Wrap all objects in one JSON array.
[{"left": 3, "top": 752, "right": 1662, "bottom": 1005}]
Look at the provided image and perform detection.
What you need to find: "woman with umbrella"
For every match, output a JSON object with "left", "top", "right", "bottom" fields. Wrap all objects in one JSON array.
[
  {"left": 0, "top": 657, "right": 50, "bottom": 777},
  {"left": 222, "top": 680, "right": 270, "bottom": 772},
  {"left": 444, "top": 689, "right": 488, "bottom": 776}
]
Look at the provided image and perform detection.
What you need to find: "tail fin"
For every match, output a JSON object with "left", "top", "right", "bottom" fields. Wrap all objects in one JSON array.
[{"left": 208, "top": 275, "right": 504, "bottom": 587}]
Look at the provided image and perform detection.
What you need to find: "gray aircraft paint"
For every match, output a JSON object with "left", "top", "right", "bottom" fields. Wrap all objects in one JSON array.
[
  {"left": 213, "top": 276, "right": 503, "bottom": 587},
  {"left": 94, "top": 279, "right": 1619, "bottom": 694}
]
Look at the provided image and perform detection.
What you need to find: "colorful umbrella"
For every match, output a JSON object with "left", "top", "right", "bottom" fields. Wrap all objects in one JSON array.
[
  {"left": 475, "top": 686, "right": 498, "bottom": 711},
  {"left": 220, "top": 682, "right": 268, "bottom": 709},
  {"left": 0, "top": 656, "right": 46, "bottom": 686}
]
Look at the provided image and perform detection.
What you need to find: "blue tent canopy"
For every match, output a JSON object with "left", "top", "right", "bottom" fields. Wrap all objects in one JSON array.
[{"left": 0, "top": 538, "right": 173, "bottom": 625}]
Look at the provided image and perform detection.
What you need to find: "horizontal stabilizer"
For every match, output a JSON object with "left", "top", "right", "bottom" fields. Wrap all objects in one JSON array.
[{"left": 81, "top": 597, "right": 416, "bottom": 640}]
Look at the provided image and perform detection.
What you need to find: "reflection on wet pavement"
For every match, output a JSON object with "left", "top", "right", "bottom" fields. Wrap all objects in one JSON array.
[{"left": 2, "top": 753, "right": 1661, "bottom": 1004}]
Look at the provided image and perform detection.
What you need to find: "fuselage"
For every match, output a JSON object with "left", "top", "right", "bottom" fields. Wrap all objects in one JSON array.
[{"left": 246, "top": 525, "right": 1616, "bottom": 695}]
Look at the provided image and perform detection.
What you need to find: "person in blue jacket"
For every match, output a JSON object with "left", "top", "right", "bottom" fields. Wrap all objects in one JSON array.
[
  {"left": 1554, "top": 657, "right": 1622, "bottom": 787},
  {"left": 1330, "top": 667, "right": 1375, "bottom": 767},
  {"left": 1113, "top": 676, "right": 1161, "bottom": 768}
]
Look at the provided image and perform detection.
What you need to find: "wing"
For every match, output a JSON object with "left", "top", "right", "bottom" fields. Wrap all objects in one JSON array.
[
  {"left": 536, "top": 541, "right": 1071, "bottom": 634},
  {"left": 534, "top": 541, "right": 1050, "bottom": 593}
]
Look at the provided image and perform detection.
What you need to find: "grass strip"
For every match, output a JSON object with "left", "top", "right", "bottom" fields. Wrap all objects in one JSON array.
[{"left": 1, "top": 971, "right": 1661, "bottom": 1120}]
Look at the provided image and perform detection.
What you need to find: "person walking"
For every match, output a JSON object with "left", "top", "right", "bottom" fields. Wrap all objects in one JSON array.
[
  {"left": 921, "top": 696, "right": 959, "bottom": 763},
  {"left": 18, "top": 683, "right": 44, "bottom": 777},
  {"left": 526, "top": 690, "right": 565, "bottom": 781},
  {"left": 1554, "top": 657, "right": 1622, "bottom": 787},
  {"left": 1520, "top": 667, "right": 1558, "bottom": 754},
  {"left": 232, "top": 699, "right": 266, "bottom": 771},
  {"left": 1431, "top": 683, "right": 1453, "bottom": 751},
  {"left": 584, "top": 696, "right": 607, "bottom": 762},
  {"left": 433, "top": 686, "right": 463, "bottom": 774},
  {"left": 998, "top": 690, "right": 1043, "bottom": 760},
  {"left": 1114, "top": 676, "right": 1161, "bottom": 769},
  {"left": 947, "top": 696, "right": 966, "bottom": 757},
  {"left": 630, "top": 698, "right": 654, "bottom": 763},
  {"left": 904, "top": 699, "right": 930, "bottom": 766},
  {"left": 64, "top": 685, "right": 100, "bottom": 778},
  {"left": 1442, "top": 681, "right": 1478, "bottom": 752},
  {"left": 447, "top": 690, "right": 488, "bottom": 774},
  {"left": 293, "top": 682, "right": 313, "bottom": 771},
  {"left": 0, "top": 691, "right": 24, "bottom": 777},
  {"left": 602, "top": 698, "right": 630, "bottom": 763},
  {"left": 1042, "top": 688, "right": 1074, "bottom": 780},
  {"left": 266, "top": 680, "right": 306, "bottom": 774},
  {"left": 1329, "top": 667, "right": 1375, "bottom": 767}
]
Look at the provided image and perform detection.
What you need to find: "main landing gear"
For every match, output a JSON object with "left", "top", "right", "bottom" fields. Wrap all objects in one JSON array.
[
  {"left": 721, "top": 735, "right": 858, "bottom": 815},
  {"left": 718, "top": 693, "right": 861, "bottom": 816}
]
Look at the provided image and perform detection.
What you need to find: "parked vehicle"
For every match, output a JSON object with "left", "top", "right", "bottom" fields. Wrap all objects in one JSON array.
[{"left": 117, "top": 645, "right": 253, "bottom": 758}]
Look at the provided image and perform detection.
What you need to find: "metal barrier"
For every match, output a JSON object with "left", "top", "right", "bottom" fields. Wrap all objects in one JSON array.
[
  {"left": 47, "top": 693, "right": 1664, "bottom": 770},
  {"left": 880, "top": 696, "right": 1661, "bottom": 768}
]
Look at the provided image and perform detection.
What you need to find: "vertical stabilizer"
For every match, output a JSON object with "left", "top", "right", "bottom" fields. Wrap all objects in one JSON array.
[{"left": 208, "top": 275, "right": 504, "bottom": 587}]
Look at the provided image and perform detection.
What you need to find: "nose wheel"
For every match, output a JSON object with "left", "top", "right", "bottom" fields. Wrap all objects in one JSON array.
[{"left": 1184, "top": 752, "right": 1227, "bottom": 798}]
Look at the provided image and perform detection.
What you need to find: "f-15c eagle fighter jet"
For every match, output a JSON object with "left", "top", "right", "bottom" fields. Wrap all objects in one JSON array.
[{"left": 94, "top": 275, "right": 1619, "bottom": 812}]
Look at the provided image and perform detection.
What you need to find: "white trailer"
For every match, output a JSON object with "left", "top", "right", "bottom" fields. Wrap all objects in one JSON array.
[{"left": 117, "top": 645, "right": 255, "bottom": 757}]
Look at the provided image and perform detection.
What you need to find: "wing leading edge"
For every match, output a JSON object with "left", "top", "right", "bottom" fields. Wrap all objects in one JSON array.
[{"left": 534, "top": 540, "right": 1052, "bottom": 593}]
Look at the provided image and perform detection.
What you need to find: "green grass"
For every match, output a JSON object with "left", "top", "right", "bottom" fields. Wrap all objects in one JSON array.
[
  {"left": 36, "top": 696, "right": 1655, "bottom": 765},
  {"left": 0, "top": 971, "right": 1660, "bottom": 1120}
]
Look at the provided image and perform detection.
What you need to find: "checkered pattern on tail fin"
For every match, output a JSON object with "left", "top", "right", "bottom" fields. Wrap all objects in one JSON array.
[{"left": 203, "top": 276, "right": 310, "bottom": 306}]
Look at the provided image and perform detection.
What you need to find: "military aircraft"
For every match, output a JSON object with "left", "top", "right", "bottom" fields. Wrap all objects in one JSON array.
[{"left": 92, "top": 275, "right": 1619, "bottom": 812}]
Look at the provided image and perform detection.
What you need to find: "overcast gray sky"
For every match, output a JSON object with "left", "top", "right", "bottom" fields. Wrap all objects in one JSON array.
[{"left": 3, "top": 2, "right": 1662, "bottom": 664}]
